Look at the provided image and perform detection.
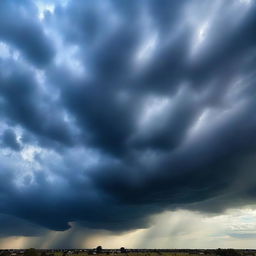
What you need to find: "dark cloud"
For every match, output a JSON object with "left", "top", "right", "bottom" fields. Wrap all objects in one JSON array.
[
  {"left": 0, "top": 0, "right": 55, "bottom": 67},
  {"left": 1, "top": 129, "right": 21, "bottom": 151},
  {"left": 0, "top": 214, "right": 47, "bottom": 237},
  {"left": 0, "top": 61, "right": 74, "bottom": 148},
  {"left": 0, "top": 0, "right": 256, "bottom": 244}
]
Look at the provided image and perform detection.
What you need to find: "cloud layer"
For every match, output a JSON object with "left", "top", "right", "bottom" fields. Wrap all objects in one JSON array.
[{"left": 0, "top": 0, "right": 256, "bottom": 245}]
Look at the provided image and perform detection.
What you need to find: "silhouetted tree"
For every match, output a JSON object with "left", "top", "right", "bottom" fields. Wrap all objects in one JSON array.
[
  {"left": 96, "top": 246, "right": 102, "bottom": 254},
  {"left": 120, "top": 248, "right": 126, "bottom": 253}
]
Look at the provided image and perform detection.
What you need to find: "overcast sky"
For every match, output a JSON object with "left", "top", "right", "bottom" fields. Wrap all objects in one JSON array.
[{"left": 0, "top": 0, "right": 256, "bottom": 249}]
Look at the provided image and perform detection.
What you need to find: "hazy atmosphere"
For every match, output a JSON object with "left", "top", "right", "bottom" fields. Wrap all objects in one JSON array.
[{"left": 0, "top": 0, "right": 256, "bottom": 249}]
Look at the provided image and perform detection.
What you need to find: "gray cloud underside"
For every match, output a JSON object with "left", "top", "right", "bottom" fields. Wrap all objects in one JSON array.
[{"left": 0, "top": 0, "right": 256, "bottom": 237}]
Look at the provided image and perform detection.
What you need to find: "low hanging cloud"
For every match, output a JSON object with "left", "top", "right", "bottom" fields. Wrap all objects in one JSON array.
[{"left": 0, "top": 0, "right": 256, "bottom": 244}]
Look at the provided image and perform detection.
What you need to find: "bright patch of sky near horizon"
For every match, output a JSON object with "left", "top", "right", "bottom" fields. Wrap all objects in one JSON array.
[{"left": 2, "top": 208, "right": 256, "bottom": 249}]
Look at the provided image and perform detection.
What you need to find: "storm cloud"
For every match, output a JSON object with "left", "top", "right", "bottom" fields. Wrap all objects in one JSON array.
[{"left": 0, "top": 0, "right": 256, "bottom": 245}]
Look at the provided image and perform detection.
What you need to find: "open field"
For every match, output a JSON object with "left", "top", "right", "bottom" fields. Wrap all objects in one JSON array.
[{"left": 2, "top": 249, "right": 256, "bottom": 256}]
